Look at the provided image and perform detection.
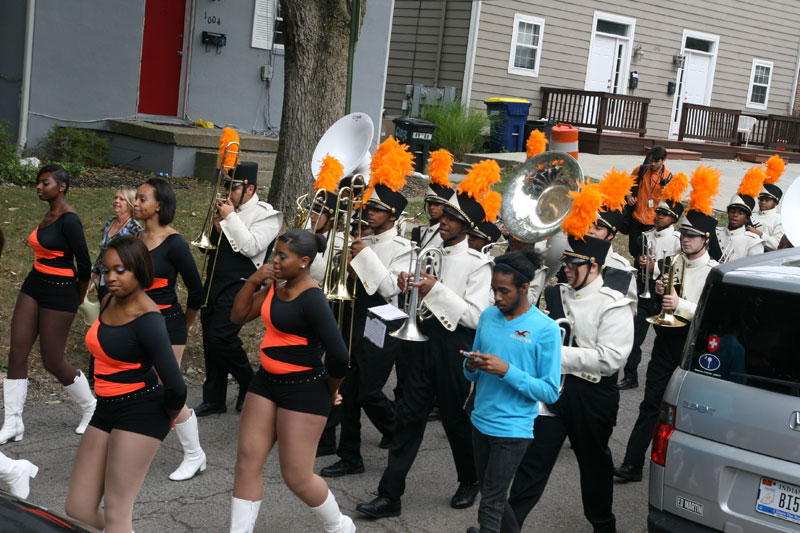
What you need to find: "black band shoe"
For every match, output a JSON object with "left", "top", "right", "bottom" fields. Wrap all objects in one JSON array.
[
  {"left": 356, "top": 496, "right": 401, "bottom": 518},
  {"left": 615, "top": 377, "right": 639, "bottom": 391},
  {"left": 450, "top": 481, "right": 479, "bottom": 509},
  {"left": 613, "top": 464, "right": 643, "bottom": 482},
  {"left": 320, "top": 459, "right": 365, "bottom": 478},
  {"left": 194, "top": 402, "right": 226, "bottom": 417}
]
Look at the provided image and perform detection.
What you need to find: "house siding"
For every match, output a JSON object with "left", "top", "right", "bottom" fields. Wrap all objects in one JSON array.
[
  {"left": 384, "top": 0, "right": 471, "bottom": 116},
  {"left": 468, "top": 0, "right": 800, "bottom": 139}
]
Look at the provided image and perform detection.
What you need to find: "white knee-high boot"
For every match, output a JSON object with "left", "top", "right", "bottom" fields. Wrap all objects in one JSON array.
[
  {"left": 0, "top": 452, "right": 38, "bottom": 499},
  {"left": 169, "top": 409, "right": 207, "bottom": 481},
  {"left": 0, "top": 379, "right": 27, "bottom": 444},
  {"left": 64, "top": 370, "right": 96, "bottom": 434},
  {"left": 230, "top": 497, "right": 261, "bottom": 533},
  {"left": 310, "top": 490, "right": 356, "bottom": 533}
]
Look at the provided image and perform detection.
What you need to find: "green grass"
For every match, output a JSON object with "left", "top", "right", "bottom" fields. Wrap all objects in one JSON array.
[{"left": 421, "top": 102, "right": 489, "bottom": 161}]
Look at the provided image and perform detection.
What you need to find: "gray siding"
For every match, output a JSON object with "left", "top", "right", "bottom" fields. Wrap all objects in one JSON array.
[
  {"left": 384, "top": 0, "right": 471, "bottom": 116},
  {"left": 469, "top": 0, "right": 800, "bottom": 139},
  {"left": 0, "top": 0, "right": 28, "bottom": 142}
]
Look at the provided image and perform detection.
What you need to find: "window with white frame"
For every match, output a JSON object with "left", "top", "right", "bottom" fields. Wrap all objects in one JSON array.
[
  {"left": 251, "top": 0, "right": 283, "bottom": 50},
  {"left": 747, "top": 59, "right": 773, "bottom": 110},
  {"left": 507, "top": 14, "right": 545, "bottom": 77}
]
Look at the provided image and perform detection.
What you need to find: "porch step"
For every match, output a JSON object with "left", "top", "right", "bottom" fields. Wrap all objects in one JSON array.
[
  {"left": 643, "top": 147, "right": 701, "bottom": 160},
  {"left": 736, "top": 152, "right": 772, "bottom": 163},
  {"left": 109, "top": 120, "right": 279, "bottom": 152},
  {"left": 194, "top": 150, "right": 275, "bottom": 185}
]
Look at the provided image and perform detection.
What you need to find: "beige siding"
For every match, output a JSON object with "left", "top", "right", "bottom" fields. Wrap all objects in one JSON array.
[
  {"left": 384, "top": 0, "right": 471, "bottom": 116},
  {"left": 468, "top": 0, "right": 800, "bottom": 139}
]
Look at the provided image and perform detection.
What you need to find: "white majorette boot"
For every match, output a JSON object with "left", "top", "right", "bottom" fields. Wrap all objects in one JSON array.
[
  {"left": 0, "top": 452, "right": 38, "bottom": 499},
  {"left": 310, "top": 490, "right": 356, "bottom": 533},
  {"left": 230, "top": 497, "right": 261, "bottom": 533},
  {"left": 0, "top": 378, "right": 27, "bottom": 444},
  {"left": 64, "top": 370, "right": 96, "bottom": 434},
  {"left": 169, "top": 409, "right": 207, "bottom": 481}
]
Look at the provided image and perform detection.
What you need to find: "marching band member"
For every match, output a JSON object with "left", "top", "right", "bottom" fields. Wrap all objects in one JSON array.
[
  {"left": 615, "top": 165, "right": 720, "bottom": 483},
  {"left": 320, "top": 139, "right": 414, "bottom": 478},
  {"left": 1, "top": 164, "right": 95, "bottom": 443},
  {"left": 717, "top": 166, "right": 765, "bottom": 262},
  {"left": 749, "top": 154, "right": 785, "bottom": 251},
  {"left": 197, "top": 146, "right": 283, "bottom": 417},
  {"left": 468, "top": 221, "right": 503, "bottom": 255},
  {"left": 618, "top": 174, "right": 686, "bottom": 391},
  {"left": 307, "top": 156, "right": 345, "bottom": 286},
  {"left": 355, "top": 161, "right": 497, "bottom": 519},
  {"left": 411, "top": 149, "right": 455, "bottom": 249}
]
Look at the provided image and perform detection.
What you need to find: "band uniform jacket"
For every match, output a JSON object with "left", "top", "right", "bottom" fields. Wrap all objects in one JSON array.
[
  {"left": 645, "top": 225, "right": 682, "bottom": 280},
  {"left": 603, "top": 249, "right": 638, "bottom": 313},
  {"left": 421, "top": 239, "right": 492, "bottom": 331},
  {"left": 411, "top": 222, "right": 444, "bottom": 250},
  {"left": 310, "top": 232, "right": 344, "bottom": 286},
  {"left": 716, "top": 225, "right": 764, "bottom": 262},
  {"left": 218, "top": 192, "right": 283, "bottom": 271},
  {"left": 557, "top": 275, "right": 634, "bottom": 383},
  {"left": 670, "top": 251, "right": 717, "bottom": 323},
  {"left": 349, "top": 230, "right": 413, "bottom": 307},
  {"left": 750, "top": 207, "right": 784, "bottom": 252}
]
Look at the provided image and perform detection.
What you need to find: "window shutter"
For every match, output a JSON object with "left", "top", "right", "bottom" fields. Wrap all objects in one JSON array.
[{"left": 252, "top": 0, "right": 275, "bottom": 50}]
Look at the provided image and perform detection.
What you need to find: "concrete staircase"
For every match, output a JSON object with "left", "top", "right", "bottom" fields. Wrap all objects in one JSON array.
[{"left": 107, "top": 120, "right": 278, "bottom": 184}]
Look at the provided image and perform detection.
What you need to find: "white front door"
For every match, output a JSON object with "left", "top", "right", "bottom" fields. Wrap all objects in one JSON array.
[
  {"left": 586, "top": 34, "right": 619, "bottom": 93},
  {"left": 583, "top": 13, "right": 635, "bottom": 125},
  {"left": 669, "top": 31, "right": 719, "bottom": 137}
]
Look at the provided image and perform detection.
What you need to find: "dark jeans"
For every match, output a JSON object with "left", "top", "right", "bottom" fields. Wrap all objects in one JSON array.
[
  {"left": 472, "top": 428, "right": 530, "bottom": 533},
  {"left": 623, "top": 295, "right": 656, "bottom": 381}
]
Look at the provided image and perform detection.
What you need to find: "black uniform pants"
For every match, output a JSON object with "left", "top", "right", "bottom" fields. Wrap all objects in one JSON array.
[
  {"left": 336, "top": 315, "right": 402, "bottom": 464},
  {"left": 506, "top": 374, "right": 620, "bottom": 533},
  {"left": 628, "top": 219, "right": 654, "bottom": 258},
  {"left": 200, "top": 284, "right": 255, "bottom": 405},
  {"left": 622, "top": 327, "right": 687, "bottom": 469},
  {"left": 623, "top": 296, "right": 656, "bottom": 381},
  {"left": 377, "top": 321, "right": 477, "bottom": 501}
]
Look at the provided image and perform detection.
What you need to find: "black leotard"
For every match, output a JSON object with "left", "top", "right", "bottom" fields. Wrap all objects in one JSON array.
[
  {"left": 27, "top": 212, "right": 91, "bottom": 281},
  {"left": 144, "top": 233, "right": 203, "bottom": 312}
]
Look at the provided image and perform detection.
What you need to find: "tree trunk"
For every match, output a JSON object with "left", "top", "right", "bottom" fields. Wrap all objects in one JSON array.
[{"left": 268, "top": 0, "right": 364, "bottom": 222}]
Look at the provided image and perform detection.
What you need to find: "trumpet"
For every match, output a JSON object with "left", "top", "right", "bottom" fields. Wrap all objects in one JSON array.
[
  {"left": 647, "top": 252, "right": 688, "bottom": 327},
  {"left": 396, "top": 211, "right": 424, "bottom": 238},
  {"left": 480, "top": 238, "right": 508, "bottom": 256},
  {"left": 638, "top": 236, "right": 656, "bottom": 299},
  {"left": 390, "top": 246, "right": 444, "bottom": 342},
  {"left": 718, "top": 241, "right": 734, "bottom": 263}
]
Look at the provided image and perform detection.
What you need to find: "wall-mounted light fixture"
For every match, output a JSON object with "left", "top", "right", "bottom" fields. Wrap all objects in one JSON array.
[
  {"left": 633, "top": 44, "right": 644, "bottom": 61},
  {"left": 673, "top": 54, "right": 686, "bottom": 69}
]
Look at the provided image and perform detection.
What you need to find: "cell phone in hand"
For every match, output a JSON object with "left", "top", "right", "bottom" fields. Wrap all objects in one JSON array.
[{"left": 460, "top": 350, "right": 481, "bottom": 360}]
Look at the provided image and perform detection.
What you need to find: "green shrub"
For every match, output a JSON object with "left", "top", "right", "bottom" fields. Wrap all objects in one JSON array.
[
  {"left": 0, "top": 121, "right": 19, "bottom": 176},
  {"left": 40, "top": 125, "right": 111, "bottom": 168},
  {"left": 3, "top": 157, "right": 38, "bottom": 185},
  {"left": 420, "top": 101, "right": 489, "bottom": 160}
]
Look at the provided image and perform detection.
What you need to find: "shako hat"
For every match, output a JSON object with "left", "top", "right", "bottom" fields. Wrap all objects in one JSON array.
[
  {"left": 560, "top": 181, "right": 610, "bottom": 265},
  {"left": 469, "top": 221, "right": 502, "bottom": 243},
  {"left": 656, "top": 172, "right": 688, "bottom": 220},
  {"left": 727, "top": 166, "right": 765, "bottom": 215},
  {"left": 679, "top": 165, "right": 722, "bottom": 258},
  {"left": 760, "top": 154, "right": 786, "bottom": 202},
  {"left": 363, "top": 137, "right": 412, "bottom": 216},
  {"left": 442, "top": 160, "right": 501, "bottom": 228},
  {"left": 596, "top": 168, "right": 635, "bottom": 236},
  {"left": 425, "top": 149, "right": 455, "bottom": 204}
]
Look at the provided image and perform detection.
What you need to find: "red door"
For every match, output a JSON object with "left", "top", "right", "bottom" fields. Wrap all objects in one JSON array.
[{"left": 138, "top": 0, "right": 186, "bottom": 116}]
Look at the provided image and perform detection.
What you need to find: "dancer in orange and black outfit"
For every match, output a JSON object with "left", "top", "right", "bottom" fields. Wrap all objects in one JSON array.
[
  {"left": 1, "top": 165, "right": 96, "bottom": 445},
  {"left": 65, "top": 236, "right": 186, "bottom": 533},
  {"left": 229, "top": 229, "right": 354, "bottom": 533},
  {"left": 135, "top": 177, "right": 205, "bottom": 481}
]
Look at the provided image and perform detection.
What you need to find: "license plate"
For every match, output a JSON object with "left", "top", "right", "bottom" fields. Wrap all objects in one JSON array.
[{"left": 756, "top": 477, "right": 800, "bottom": 525}]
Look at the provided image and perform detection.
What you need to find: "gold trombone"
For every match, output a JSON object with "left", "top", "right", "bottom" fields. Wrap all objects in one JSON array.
[
  {"left": 192, "top": 140, "right": 242, "bottom": 307},
  {"left": 647, "top": 252, "right": 688, "bottom": 327}
]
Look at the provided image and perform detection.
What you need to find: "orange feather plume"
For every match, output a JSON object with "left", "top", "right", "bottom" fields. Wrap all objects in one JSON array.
[
  {"left": 370, "top": 143, "right": 412, "bottom": 192},
  {"left": 737, "top": 166, "right": 765, "bottom": 198},
  {"left": 688, "top": 165, "right": 721, "bottom": 215},
  {"left": 764, "top": 154, "right": 785, "bottom": 185},
  {"left": 458, "top": 160, "right": 501, "bottom": 199},
  {"left": 526, "top": 130, "right": 548, "bottom": 158},
  {"left": 314, "top": 154, "right": 343, "bottom": 192},
  {"left": 661, "top": 172, "right": 688, "bottom": 204},
  {"left": 427, "top": 149, "right": 454, "bottom": 187},
  {"left": 361, "top": 185, "right": 374, "bottom": 205},
  {"left": 561, "top": 182, "right": 604, "bottom": 240},
  {"left": 370, "top": 136, "right": 400, "bottom": 177},
  {"left": 480, "top": 190, "right": 502, "bottom": 222},
  {"left": 597, "top": 168, "right": 634, "bottom": 212},
  {"left": 218, "top": 127, "right": 239, "bottom": 168}
]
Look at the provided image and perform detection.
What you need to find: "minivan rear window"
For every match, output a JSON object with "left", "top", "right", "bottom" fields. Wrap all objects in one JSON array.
[{"left": 682, "top": 283, "right": 800, "bottom": 397}]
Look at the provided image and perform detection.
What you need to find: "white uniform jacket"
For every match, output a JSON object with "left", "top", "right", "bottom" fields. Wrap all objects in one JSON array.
[
  {"left": 421, "top": 239, "right": 492, "bottom": 331},
  {"left": 750, "top": 207, "right": 783, "bottom": 252},
  {"left": 646, "top": 225, "right": 682, "bottom": 279},
  {"left": 310, "top": 231, "right": 344, "bottom": 286},
  {"left": 717, "top": 226, "right": 764, "bottom": 262},
  {"left": 558, "top": 275, "right": 634, "bottom": 383},
  {"left": 604, "top": 249, "right": 638, "bottom": 312},
  {"left": 349, "top": 230, "right": 413, "bottom": 306},
  {"left": 219, "top": 193, "right": 283, "bottom": 270},
  {"left": 672, "top": 251, "right": 717, "bottom": 323},
  {"left": 416, "top": 222, "right": 444, "bottom": 250}
]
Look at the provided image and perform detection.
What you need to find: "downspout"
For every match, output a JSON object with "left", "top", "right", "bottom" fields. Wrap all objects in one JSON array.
[
  {"left": 345, "top": 0, "right": 362, "bottom": 114},
  {"left": 17, "top": 0, "right": 35, "bottom": 149},
  {"left": 461, "top": 0, "right": 481, "bottom": 107},
  {"left": 432, "top": 0, "right": 447, "bottom": 87}
]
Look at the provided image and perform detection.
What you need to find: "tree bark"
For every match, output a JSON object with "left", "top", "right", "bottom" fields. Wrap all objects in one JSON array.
[{"left": 268, "top": 0, "right": 364, "bottom": 222}]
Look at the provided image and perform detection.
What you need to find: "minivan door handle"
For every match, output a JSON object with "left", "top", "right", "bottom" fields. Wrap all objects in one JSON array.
[{"left": 791, "top": 412, "right": 800, "bottom": 431}]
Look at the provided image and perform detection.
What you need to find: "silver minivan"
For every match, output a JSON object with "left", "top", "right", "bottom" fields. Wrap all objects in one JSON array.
[{"left": 648, "top": 248, "right": 800, "bottom": 532}]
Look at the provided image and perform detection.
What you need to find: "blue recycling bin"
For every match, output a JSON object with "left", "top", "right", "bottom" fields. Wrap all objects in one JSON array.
[{"left": 485, "top": 98, "right": 532, "bottom": 153}]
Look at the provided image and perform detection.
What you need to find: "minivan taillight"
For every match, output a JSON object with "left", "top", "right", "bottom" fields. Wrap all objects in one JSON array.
[{"left": 652, "top": 402, "right": 676, "bottom": 466}]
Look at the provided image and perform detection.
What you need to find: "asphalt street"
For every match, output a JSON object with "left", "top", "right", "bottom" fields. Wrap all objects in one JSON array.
[{"left": 1, "top": 329, "right": 655, "bottom": 533}]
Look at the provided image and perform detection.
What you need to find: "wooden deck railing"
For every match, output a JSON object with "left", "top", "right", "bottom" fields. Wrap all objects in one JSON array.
[
  {"left": 678, "top": 103, "right": 740, "bottom": 144},
  {"left": 540, "top": 88, "right": 650, "bottom": 136},
  {"left": 764, "top": 114, "right": 800, "bottom": 151}
]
